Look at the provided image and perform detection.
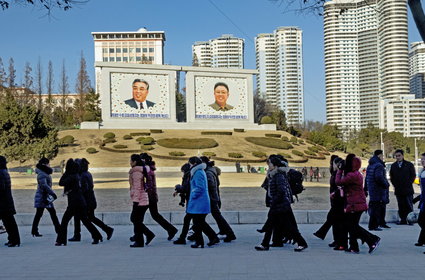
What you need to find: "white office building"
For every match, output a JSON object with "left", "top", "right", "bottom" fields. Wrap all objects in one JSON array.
[{"left": 410, "top": 42, "right": 425, "bottom": 99}]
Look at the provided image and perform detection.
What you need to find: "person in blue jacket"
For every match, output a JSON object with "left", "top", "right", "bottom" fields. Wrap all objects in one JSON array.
[{"left": 413, "top": 152, "right": 425, "bottom": 252}]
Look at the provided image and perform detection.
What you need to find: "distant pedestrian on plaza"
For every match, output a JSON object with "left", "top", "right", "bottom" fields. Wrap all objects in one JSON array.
[
  {"left": 413, "top": 152, "right": 425, "bottom": 251},
  {"left": 55, "top": 159, "right": 102, "bottom": 246},
  {"left": 309, "top": 167, "right": 314, "bottom": 182},
  {"left": 335, "top": 154, "right": 380, "bottom": 254},
  {"left": 390, "top": 149, "right": 416, "bottom": 225},
  {"left": 68, "top": 158, "right": 114, "bottom": 242},
  {"left": 173, "top": 163, "right": 192, "bottom": 245},
  {"left": 313, "top": 155, "right": 347, "bottom": 250},
  {"left": 187, "top": 156, "right": 218, "bottom": 248},
  {"left": 31, "top": 157, "right": 60, "bottom": 237},
  {"left": 140, "top": 153, "right": 178, "bottom": 241},
  {"left": 364, "top": 150, "right": 390, "bottom": 231},
  {"left": 129, "top": 154, "right": 154, "bottom": 247},
  {"left": 0, "top": 156, "right": 20, "bottom": 247},
  {"left": 315, "top": 167, "right": 320, "bottom": 182},
  {"left": 301, "top": 167, "right": 307, "bottom": 181}
]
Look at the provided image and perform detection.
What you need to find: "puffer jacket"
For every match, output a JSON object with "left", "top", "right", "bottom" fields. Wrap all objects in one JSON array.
[
  {"left": 364, "top": 155, "right": 390, "bottom": 203},
  {"left": 205, "top": 165, "right": 221, "bottom": 212},
  {"left": 129, "top": 166, "right": 149, "bottom": 206},
  {"left": 267, "top": 166, "right": 293, "bottom": 214},
  {"left": 187, "top": 163, "right": 211, "bottom": 214},
  {"left": 0, "top": 169, "right": 16, "bottom": 216},
  {"left": 145, "top": 164, "right": 159, "bottom": 203},
  {"left": 59, "top": 172, "right": 86, "bottom": 208},
  {"left": 81, "top": 171, "right": 97, "bottom": 210},
  {"left": 335, "top": 157, "right": 368, "bottom": 213},
  {"left": 34, "top": 165, "right": 56, "bottom": 209}
]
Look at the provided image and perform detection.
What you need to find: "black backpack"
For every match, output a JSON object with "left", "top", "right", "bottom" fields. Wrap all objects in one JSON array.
[{"left": 287, "top": 169, "right": 305, "bottom": 200}]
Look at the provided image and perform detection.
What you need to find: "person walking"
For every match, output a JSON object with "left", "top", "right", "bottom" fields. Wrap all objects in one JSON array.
[
  {"left": 201, "top": 156, "right": 236, "bottom": 243},
  {"left": 301, "top": 167, "right": 307, "bottom": 181},
  {"left": 309, "top": 167, "right": 314, "bottom": 182},
  {"left": 0, "top": 156, "right": 20, "bottom": 247},
  {"left": 365, "top": 150, "right": 390, "bottom": 231},
  {"left": 55, "top": 159, "right": 102, "bottom": 246},
  {"left": 140, "top": 153, "right": 178, "bottom": 241},
  {"left": 68, "top": 158, "right": 114, "bottom": 242},
  {"left": 315, "top": 167, "right": 320, "bottom": 182},
  {"left": 129, "top": 154, "right": 155, "bottom": 247},
  {"left": 313, "top": 155, "right": 347, "bottom": 250},
  {"left": 413, "top": 153, "right": 425, "bottom": 252},
  {"left": 187, "top": 157, "right": 219, "bottom": 248},
  {"left": 173, "top": 163, "right": 192, "bottom": 245},
  {"left": 390, "top": 149, "right": 416, "bottom": 225},
  {"left": 335, "top": 154, "right": 381, "bottom": 254},
  {"left": 31, "top": 157, "right": 60, "bottom": 237}
]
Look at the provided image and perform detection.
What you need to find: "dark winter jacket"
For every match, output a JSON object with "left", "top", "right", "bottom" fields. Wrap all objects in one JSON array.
[
  {"left": 0, "top": 169, "right": 16, "bottom": 216},
  {"left": 418, "top": 169, "right": 425, "bottom": 212},
  {"left": 267, "top": 167, "right": 293, "bottom": 214},
  {"left": 329, "top": 170, "right": 345, "bottom": 209},
  {"left": 59, "top": 172, "right": 86, "bottom": 209},
  {"left": 34, "top": 164, "right": 56, "bottom": 209},
  {"left": 146, "top": 164, "right": 159, "bottom": 204},
  {"left": 390, "top": 160, "right": 416, "bottom": 196},
  {"left": 80, "top": 171, "right": 97, "bottom": 210},
  {"left": 335, "top": 157, "right": 368, "bottom": 213},
  {"left": 175, "top": 169, "right": 191, "bottom": 203},
  {"left": 364, "top": 155, "right": 390, "bottom": 203},
  {"left": 205, "top": 165, "right": 221, "bottom": 212},
  {"left": 187, "top": 163, "right": 210, "bottom": 214}
]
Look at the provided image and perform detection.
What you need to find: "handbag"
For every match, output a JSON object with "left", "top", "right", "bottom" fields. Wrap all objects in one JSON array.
[{"left": 46, "top": 194, "right": 56, "bottom": 203}]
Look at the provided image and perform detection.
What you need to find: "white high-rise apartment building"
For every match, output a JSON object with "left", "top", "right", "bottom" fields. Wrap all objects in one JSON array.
[
  {"left": 191, "top": 35, "right": 244, "bottom": 69},
  {"left": 324, "top": 0, "right": 409, "bottom": 131},
  {"left": 410, "top": 42, "right": 425, "bottom": 99},
  {"left": 255, "top": 27, "right": 304, "bottom": 125}
]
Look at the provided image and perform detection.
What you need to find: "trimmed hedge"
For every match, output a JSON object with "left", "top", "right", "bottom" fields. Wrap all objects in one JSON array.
[
  {"left": 103, "top": 138, "right": 117, "bottom": 144},
  {"left": 228, "top": 152, "right": 243, "bottom": 158},
  {"left": 290, "top": 136, "right": 298, "bottom": 143},
  {"left": 234, "top": 128, "right": 245, "bottom": 133},
  {"left": 113, "top": 144, "right": 128, "bottom": 149},
  {"left": 201, "top": 131, "right": 233, "bottom": 136},
  {"left": 141, "top": 145, "right": 154, "bottom": 151},
  {"left": 260, "top": 116, "right": 273, "bottom": 124},
  {"left": 252, "top": 151, "right": 267, "bottom": 158},
  {"left": 169, "top": 151, "right": 186, "bottom": 157},
  {"left": 278, "top": 153, "right": 292, "bottom": 159},
  {"left": 136, "top": 137, "right": 155, "bottom": 145},
  {"left": 60, "top": 135, "right": 75, "bottom": 145},
  {"left": 292, "top": 150, "right": 304, "bottom": 157},
  {"left": 202, "top": 152, "right": 217, "bottom": 157},
  {"left": 86, "top": 147, "right": 98, "bottom": 154},
  {"left": 320, "top": 151, "right": 331, "bottom": 156},
  {"left": 103, "top": 132, "right": 116, "bottom": 139},
  {"left": 288, "top": 157, "right": 309, "bottom": 163},
  {"left": 157, "top": 138, "right": 218, "bottom": 149},
  {"left": 304, "top": 150, "right": 317, "bottom": 156},
  {"left": 245, "top": 137, "right": 293, "bottom": 150},
  {"left": 281, "top": 136, "right": 289, "bottom": 141},
  {"left": 123, "top": 135, "right": 133, "bottom": 140},
  {"left": 308, "top": 146, "right": 320, "bottom": 153},
  {"left": 306, "top": 154, "right": 326, "bottom": 160},
  {"left": 265, "top": 133, "right": 281, "bottom": 138},
  {"left": 130, "top": 132, "right": 151, "bottom": 136},
  {"left": 150, "top": 129, "right": 163, "bottom": 134}
]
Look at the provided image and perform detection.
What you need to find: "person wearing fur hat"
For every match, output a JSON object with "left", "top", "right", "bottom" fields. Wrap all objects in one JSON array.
[{"left": 31, "top": 157, "right": 60, "bottom": 237}]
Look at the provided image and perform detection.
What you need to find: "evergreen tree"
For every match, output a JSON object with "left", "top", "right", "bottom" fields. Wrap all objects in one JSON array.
[
  {"left": 82, "top": 89, "right": 101, "bottom": 121},
  {"left": 23, "top": 62, "right": 33, "bottom": 89},
  {"left": 7, "top": 58, "right": 16, "bottom": 88}
]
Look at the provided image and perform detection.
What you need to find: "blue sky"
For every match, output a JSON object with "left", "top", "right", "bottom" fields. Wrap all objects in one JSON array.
[{"left": 0, "top": 0, "right": 422, "bottom": 122}]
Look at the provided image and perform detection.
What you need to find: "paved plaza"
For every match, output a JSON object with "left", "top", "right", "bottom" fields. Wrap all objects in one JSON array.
[{"left": 1, "top": 223, "right": 424, "bottom": 280}]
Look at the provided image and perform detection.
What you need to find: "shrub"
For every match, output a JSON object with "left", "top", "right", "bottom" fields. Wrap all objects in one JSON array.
[
  {"left": 245, "top": 137, "right": 293, "bottom": 150},
  {"left": 123, "top": 135, "right": 133, "bottom": 140},
  {"left": 260, "top": 116, "right": 273, "bottom": 124},
  {"left": 290, "top": 136, "right": 298, "bottom": 143},
  {"left": 113, "top": 144, "right": 128, "bottom": 149},
  {"left": 281, "top": 136, "right": 289, "bottom": 141},
  {"left": 169, "top": 151, "right": 186, "bottom": 157},
  {"left": 86, "top": 147, "right": 97, "bottom": 154},
  {"left": 298, "top": 140, "right": 305, "bottom": 144},
  {"left": 103, "top": 132, "right": 116, "bottom": 139},
  {"left": 320, "top": 151, "right": 331, "bottom": 156},
  {"left": 136, "top": 137, "right": 155, "bottom": 145},
  {"left": 103, "top": 138, "right": 117, "bottom": 144},
  {"left": 252, "top": 151, "right": 267, "bottom": 158},
  {"left": 234, "top": 128, "right": 245, "bottom": 132},
  {"left": 288, "top": 157, "right": 309, "bottom": 163},
  {"left": 141, "top": 145, "right": 154, "bottom": 151},
  {"left": 265, "top": 133, "right": 281, "bottom": 138},
  {"left": 308, "top": 146, "right": 320, "bottom": 153},
  {"left": 202, "top": 152, "right": 216, "bottom": 157},
  {"left": 304, "top": 150, "right": 317, "bottom": 156},
  {"left": 157, "top": 138, "right": 218, "bottom": 149},
  {"left": 292, "top": 150, "right": 304, "bottom": 157},
  {"left": 59, "top": 135, "right": 75, "bottom": 145},
  {"left": 228, "top": 152, "right": 243, "bottom": 158},
  {"left": 130, "top": 132, "right": 151, "bottom": 136},
  {"left": 201, "top": 131, "right": 232, "bottom": 136},
  {"left": 150, "top": 129, "right": 163, "bottom": 133},
  {"left": 278, "top": 153, "right": 292, "bottom": 159}
]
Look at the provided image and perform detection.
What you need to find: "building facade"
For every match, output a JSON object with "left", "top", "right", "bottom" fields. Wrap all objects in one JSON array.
[
  {"left": 410, "top": 42, "right": 425, "bottom": 99},
  {"left": 255, "top": 27, "right": 304, "bottom": 125},
  {"left": 192, "top": 41, "right": 212, "bottom": 67}
]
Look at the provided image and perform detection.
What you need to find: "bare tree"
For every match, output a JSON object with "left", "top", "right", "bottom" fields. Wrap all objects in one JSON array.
[
  {"left": 45, "top": 60, "right": 54, "bottom": 111},
  {"left": 18, "top": 62, "right": 34, "bottom": 105},
  {"left": 0, "top": 57, "right": 6, "bottom": 88},
  {"left": 7, "top": 58, "right": 16, "bottom": 88},
  {"left": 75, "top": 51, "right": 91, "bottom": 122},
  {"left": 0, "top": 0, "right": 89, "bottom": 14},
  {"left": 35, "top": 57, "right": 43, "bottom": 109},
  {"left": 58, "top": 59, "right": 69, "bottom": 110}
]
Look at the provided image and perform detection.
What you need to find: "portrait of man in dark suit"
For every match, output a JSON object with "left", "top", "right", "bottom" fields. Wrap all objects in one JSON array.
[
  {"left": 209, "top": 82, "right": 233, "bottom": 111},
  {"left": 124, "top": 79, "right": 155, "bottom": 109}
]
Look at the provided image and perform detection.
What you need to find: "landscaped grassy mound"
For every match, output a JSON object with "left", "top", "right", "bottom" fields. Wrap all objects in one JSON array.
[
  {"left": 245, "top": 137, "right": 293, "bottom": 150},
  {"left": 157, "top": 138, "right": 218, "bottom": 149}
]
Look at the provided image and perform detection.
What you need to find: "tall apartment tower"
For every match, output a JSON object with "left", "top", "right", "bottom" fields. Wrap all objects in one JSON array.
[
  {"left": 191, "top": 35, "right": 244, "bottom": 69},
  {"left": 324, "top": 0, "right": 409, "bottom": 131},
  {"left": 410, "top": 42, "right": 425, "bottom": 98},
  {"left": 255, "top": 27, "right": 304, "bottom": 125}
]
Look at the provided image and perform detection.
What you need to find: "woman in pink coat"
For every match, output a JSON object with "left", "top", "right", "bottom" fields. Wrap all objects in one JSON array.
[
  {"left": 129, "top": 154, "right": 155, "bottom": 248},
  {"left": 335, "top": 154, "right": 380, "bottom": 254}
]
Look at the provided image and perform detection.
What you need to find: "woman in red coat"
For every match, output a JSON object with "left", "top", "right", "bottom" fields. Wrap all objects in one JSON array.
[{"left": 335, "top": 154, "right": 381, "bottom": 254}]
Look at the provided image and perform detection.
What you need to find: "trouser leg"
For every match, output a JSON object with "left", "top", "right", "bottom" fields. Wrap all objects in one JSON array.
[
  {"left": 46, "top": 207, "right": 61, "bottom": 234},
  {"left": 31, "top": 208, "right": 45, "bottom": 234},
  {"left": 149, "top": 202, "right": 177, "bottom": 234},
  {"left": 2, "top": 214, "right": 20, "bottom": 245}
]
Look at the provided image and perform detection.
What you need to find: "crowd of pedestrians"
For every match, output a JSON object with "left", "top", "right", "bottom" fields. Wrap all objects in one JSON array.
[{"left": 1, "top": 148, "right": 425, "bottom": 254}]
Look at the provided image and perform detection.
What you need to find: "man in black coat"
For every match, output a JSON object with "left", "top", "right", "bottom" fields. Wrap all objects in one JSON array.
[
  {"left": 390, "top": 149, "right": 416, "bottom": 225},
  {"left": 365, "top": 150, "right": 390, "bottom": 231}
]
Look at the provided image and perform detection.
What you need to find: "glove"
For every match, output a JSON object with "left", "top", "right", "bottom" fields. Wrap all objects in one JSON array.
[{"left": 51, "top": 193, "right": 58, "bottom": 200}]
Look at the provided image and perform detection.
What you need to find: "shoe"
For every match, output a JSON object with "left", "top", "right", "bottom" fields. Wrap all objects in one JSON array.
[
  {"left": 129, "top": 235, "right": 135, "bottom": 242},
  {"left": 369, "top": 228, "right": 383, "bottom": 231},
  {"left": 173, "top": 238, "right": 186, "bottom": 245},
  {"left": 68, "top": 236, "right": 81, "bottom": 242},
  {"left": 4, "top": 242, "right": 11, "bottom": 246},
  {"left": 270, "top": 243, "right": 284, "bottom": 247},
  {"left": 145, "top": 233, "right": 155, "bottom": 245},
  {"left": 187, "top": 235, "right": 196, "bottom": 241},
  {"left": 368, "top": 237, "right": 381, "bottom": 254},
  {"left": 7, "top": 243, "right": 20, "bottom": 247},
  {"left": 54, "top": 242, "right": 66, "bottom": 246},
  {"left": 167, "top": 228, "right": 178, "bottom": 241},
  {"left": 92, "top": 238, "right": 103, "bottom": 245},
  {"left": 130, "top": 242, "right": 144, "bottom": 248},
  {"left": 255, "top": 245, "right": 269, "bottom": 251},
  {"left": 207, "top": 237, "right": 220, "bottom": 247},
  {"left": 381, "top": 224, "right": 391, "bottom": 229},
  {"left": 106, "top": 228, "right": 114, "bottom": 240},
  {"left": 333, "top": 246, "right": 346, "bottom": 251},
  {"left": 294, "top": 245, "right": 308, "bottom": 252},
  {"left": 256, "top": 229, "right": 265, "bottom": 233},
  {"left": 415, "top": 243, "right": 424, "bottom": 247},
  {"left": 328, "top": 241, "right": 337, "bottom": 247},
  {"left": 32, "top": 232, "right": 43, "bottom": 237},
  {"left": 191, "top": 243, "right": 204, "bottom": 248},
  {"left": 313, "top": 232, "right": 325, "bottom": 240},
  {"left": 282, "top": 237, "right": 293, "bottom": 244},
  {"left": 345, "top": 248, "right": 359, "bottom": 254},
  {"left": 223, "top": 235, "right": 236, "bottom": 243}
]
